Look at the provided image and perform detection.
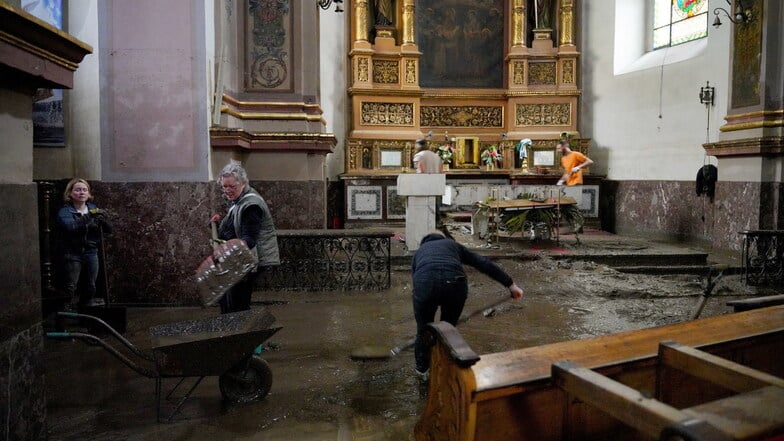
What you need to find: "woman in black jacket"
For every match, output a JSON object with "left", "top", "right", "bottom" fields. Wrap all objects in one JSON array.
[{"left": 56, "top": 178, "right": 112, "bottom": 309}]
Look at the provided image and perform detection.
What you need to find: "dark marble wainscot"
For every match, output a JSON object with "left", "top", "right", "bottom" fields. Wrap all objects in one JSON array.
[
  {"left": 601, "top": 180, "right": 714, "bottom": 243},
  {"left": 87, "top": 180, "right": 325, "bottom": 306},
  {"left": 0, "top": 327, "right": 46, "bottom": 441},
  {"left": 0, "top": 183, "right": 46, "bottom": 441},
  {"left": 600, "top": 179, "right": 778, "bottom": 253}
]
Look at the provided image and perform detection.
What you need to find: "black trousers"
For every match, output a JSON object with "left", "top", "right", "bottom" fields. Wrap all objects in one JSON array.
[
  {"left": 219, "top": 270, "right": 260, "bottom": 314},
  {"left": 412, "top": 272, "right": 468, "bottom": 372}
]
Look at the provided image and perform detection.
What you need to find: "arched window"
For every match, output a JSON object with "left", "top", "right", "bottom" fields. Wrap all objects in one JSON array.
[{"left": 653, "top": 0, "right": 708, "bottom": 49}]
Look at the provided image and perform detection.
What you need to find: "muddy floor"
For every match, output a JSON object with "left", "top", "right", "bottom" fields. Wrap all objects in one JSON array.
[{"left": 45, "top": 256, "right": 779, "bottom": 441}]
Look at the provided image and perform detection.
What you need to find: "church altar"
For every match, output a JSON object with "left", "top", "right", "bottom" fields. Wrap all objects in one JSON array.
[{"left": 342, "top": 0, "right": 588, "bottom": 227}]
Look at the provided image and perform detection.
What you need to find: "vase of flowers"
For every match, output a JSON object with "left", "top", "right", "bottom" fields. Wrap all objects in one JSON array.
[
  {"left": 481, "top": 145, "right": 502, "bottom": 170},
  {"left": 437, "top": 144, "right": 456, "bottom": 169}
]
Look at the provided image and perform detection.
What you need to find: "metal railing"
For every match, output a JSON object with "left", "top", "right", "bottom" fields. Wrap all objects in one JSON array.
[
  {"left": 739, "top": 230, "right": 784, "bottom": 286},
  {"left": 257, "top": 230, "right": 392, "bottom": 291}
]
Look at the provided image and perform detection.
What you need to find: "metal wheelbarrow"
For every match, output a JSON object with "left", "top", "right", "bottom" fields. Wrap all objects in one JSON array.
[{"left": 47, "top": 308, "right": 282, "bottom": 422}]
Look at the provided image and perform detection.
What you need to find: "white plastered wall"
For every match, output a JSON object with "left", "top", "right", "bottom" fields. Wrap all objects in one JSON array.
[
  {"left": 319, "top": 6, "right": 347, "bottom": 181},
  {"left": 581, "top": 0, "right": 732, "bottom": 182}
]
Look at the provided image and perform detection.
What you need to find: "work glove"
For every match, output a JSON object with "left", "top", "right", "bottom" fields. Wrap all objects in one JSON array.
[
  {"left": 556, "top": 180, "right": 565, "bottom": 186},
  {"left": 210, "top": 214, "right": 222, "bottom": 223},
  {"left": 571, "top": 166, "right": 581, "bottom": 173}
]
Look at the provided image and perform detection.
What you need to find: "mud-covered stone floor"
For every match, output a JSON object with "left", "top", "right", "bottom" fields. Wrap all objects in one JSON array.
[{"left": 45, "top": 249, "right": 780, "bottom": 441}]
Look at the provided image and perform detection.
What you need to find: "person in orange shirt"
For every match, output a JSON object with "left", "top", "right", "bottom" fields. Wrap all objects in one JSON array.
[{"left": 556, "top": 139, "right": 593, "bottom": 186}]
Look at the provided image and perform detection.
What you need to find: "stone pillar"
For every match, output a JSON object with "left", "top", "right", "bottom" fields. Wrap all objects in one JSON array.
[
  {"left": 703, "top": 0, "right": 784, "bottom": 237},
  {"left": 396, "top": 174, "right": 446, "bottom": 251},
  {"left": 511, "top": 0, "right": 527, "bottom": 50},
  {"left": 559, "top": 0, "right": 575, "bottom": 47},
  {"left": 0, "top": 5, "right": 91, "bottom": 440},
  {"left": 354, "top": 0, "right": 370, "bottom": 43},
  {"left": 402, "top": 0, "right": 415, "bottom": 45}
]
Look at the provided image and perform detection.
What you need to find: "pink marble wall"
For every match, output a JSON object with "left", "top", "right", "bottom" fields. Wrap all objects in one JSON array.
[{"left": 101, "top": 0, "right": 208, "bottom": 180}]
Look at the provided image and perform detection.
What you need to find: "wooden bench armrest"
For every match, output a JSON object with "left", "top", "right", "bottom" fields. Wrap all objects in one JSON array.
[
  {"left": 425, "top": 322, "right": 480, "bottom": 368},
  {"left": 727, "top": 295, "right": 784, "bottom": 312}
]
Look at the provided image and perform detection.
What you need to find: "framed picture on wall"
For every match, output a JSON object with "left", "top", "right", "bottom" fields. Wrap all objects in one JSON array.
[
  {"left": 23, "top": 0, "right": 65, "bottom": 147},
  {"left": 379, "top": 148, "right": 403, "bottom": 168},
  {"left": 533, "top": 149, "right": 555, "bottom": 167}
]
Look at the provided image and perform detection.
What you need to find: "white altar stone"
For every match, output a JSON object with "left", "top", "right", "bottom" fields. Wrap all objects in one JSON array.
[{"left": 397, "top": 174, "right": 446, "bottom": 251}]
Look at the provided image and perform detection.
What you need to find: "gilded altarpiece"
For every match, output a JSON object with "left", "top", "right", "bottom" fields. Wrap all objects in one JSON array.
[{"left": 344, "top": 0, "right": 588, "bottom": 223}]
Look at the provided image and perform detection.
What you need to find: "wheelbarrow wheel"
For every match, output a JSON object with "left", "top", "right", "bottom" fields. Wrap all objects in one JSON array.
[{"left": 219, "top": 356, "right": 272, "bottom": 404}]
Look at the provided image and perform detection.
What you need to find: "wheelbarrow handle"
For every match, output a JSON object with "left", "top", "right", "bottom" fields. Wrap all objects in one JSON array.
[
  {"left": 56, "top": 311, "right": 154, "bottom": 362},
  {"left": 48, "top": 331, "right": 158, "bottom": 378}
]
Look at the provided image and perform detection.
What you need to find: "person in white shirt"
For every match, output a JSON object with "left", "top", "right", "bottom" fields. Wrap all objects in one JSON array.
[{"left": 412, "top": 139, "right": 442, "bottom": 173}]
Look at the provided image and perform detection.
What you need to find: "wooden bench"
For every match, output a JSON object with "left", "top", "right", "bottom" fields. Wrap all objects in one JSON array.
[
  {"left": 727, "top": 294, "right": 784, "bottom": 312},
  {"left": 415, "top": 306, "right": 784, "bottom": 441}
]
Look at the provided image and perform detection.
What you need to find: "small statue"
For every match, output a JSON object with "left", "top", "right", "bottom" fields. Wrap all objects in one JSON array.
[{"left": 375, "top": 0, "right": 394, "bottom": 26}]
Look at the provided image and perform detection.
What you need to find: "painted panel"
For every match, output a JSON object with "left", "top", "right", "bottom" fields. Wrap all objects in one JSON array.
[{"left": 416, "top": 0, "right": 504, "bottom": 88}]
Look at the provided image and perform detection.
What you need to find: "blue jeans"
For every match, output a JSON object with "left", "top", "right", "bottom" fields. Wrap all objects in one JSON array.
[
  {"left": 412, "top": 272, "right": 468, "bottom": 373},
  {"left": 63, "top": 252, "right": 99, "bottom": 305}
]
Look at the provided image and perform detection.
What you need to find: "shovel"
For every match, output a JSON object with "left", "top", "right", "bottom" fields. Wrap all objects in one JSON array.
[{"left": 350, "top": 295, "right": 513, "bottom": 361}]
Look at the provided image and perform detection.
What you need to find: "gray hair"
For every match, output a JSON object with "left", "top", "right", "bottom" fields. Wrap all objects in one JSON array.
[{"left": 218, "top": 163, "right": 249, "bottom": 185}]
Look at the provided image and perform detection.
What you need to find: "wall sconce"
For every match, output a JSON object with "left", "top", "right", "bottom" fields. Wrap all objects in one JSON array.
[
  {"left": 713, "top": 0, "right": 751, "bottom": 27},
  {"left": 699, "top": 81, "right": 715, "bottom": 106},
  {"left": 317, "top": 0, "right": 343, "bottom": 13}
]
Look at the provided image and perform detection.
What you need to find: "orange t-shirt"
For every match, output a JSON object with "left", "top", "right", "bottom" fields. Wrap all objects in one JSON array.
[{"left": 561, "top": 151, "right": 587, "bottom": 186}]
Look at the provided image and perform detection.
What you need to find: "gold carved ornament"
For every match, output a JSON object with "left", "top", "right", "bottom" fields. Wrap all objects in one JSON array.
[
  {"left": 358, "top": 57, "right": 369, "bottom": 82},
  {"left": 528, "top": 62, "right": 557, "bottom": 85},
  {"left": 513, "top": 61, "right": 525, "bottom": 85},
  {"left": 405, "top": 59, "right": 417, "bottom": 84},
  {"left": 360, "top": 102, "right": 414, "bottom": 126},
  {"left": 515, "top": 103, "right": 571, "bottom": 126},
  {"left": 562, "top": 59, "right": 574, "bottom": 84},
  {"left": 420, "top": 106, "right": 503, "bottom": 128},
  {"left": 373, "top": 60, "right": 399, "bottom": 84}
]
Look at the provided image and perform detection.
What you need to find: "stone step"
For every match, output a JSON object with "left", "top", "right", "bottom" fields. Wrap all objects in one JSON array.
[{"left": 614, "top": 265, "right": 742, "bottom": 276}]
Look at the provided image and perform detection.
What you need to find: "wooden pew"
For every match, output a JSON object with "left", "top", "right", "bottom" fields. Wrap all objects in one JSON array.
[{"left": 415, "top": 306, "right": 784, "bottom": 441}]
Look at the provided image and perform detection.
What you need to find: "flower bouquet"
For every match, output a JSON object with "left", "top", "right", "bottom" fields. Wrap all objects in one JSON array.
[
  {"left": 437, "top": 144, "right": 456, "bottom": 165},
  {"left": 481, "top": 145, "right": 502, "bottom": 166}
]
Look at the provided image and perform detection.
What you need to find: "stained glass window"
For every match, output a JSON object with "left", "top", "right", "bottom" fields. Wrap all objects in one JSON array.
[{"left": 653, "top": 0, "right": 708, "bottom": 49}]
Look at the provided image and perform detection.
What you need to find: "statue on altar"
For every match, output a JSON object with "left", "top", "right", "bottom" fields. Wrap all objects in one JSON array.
[
  {"left": 532, "top": 0, "right": 553, "bottom": 28},
  {"left": 375, "top": 0, "right": 394, "bottom": 25}
]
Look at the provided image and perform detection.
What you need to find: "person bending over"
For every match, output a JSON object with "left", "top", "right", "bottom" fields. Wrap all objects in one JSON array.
[{"left": 410, "top": 231, "right": 523, "bottom": 381}]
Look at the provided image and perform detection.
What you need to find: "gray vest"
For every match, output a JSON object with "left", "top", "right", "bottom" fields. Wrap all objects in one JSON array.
[{"left": 230, "top": 188, "right": 280, "bottom": 267}]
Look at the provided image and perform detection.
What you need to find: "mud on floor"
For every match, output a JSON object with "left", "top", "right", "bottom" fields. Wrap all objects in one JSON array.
[{"left": 45, "top": 256, "right": 779, "bottom": 441}]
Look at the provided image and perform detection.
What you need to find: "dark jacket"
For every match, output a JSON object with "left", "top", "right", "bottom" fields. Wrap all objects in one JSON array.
[
  {"left": 696, "top": 164, "right": 718, "bottom": 201},
  {"left": 411, "top": 233, "right": 513, "bottom": 287},
  {"left": 56, "top": 202, "right": 112, "bottom": 255}
]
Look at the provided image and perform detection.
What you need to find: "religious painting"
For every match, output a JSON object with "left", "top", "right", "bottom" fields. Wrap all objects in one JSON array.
[
  {"left": 416, "top": 0, "right": 504, "bottom": 88},
  {"left": 23, "top": 0, "right": 65, "bottom": 146},
  {"left": 731, "top": 0, "right": 761, "bottom": 109},
  {"left": 245, "top": 0, "right": 293, "bottom": 92}
]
